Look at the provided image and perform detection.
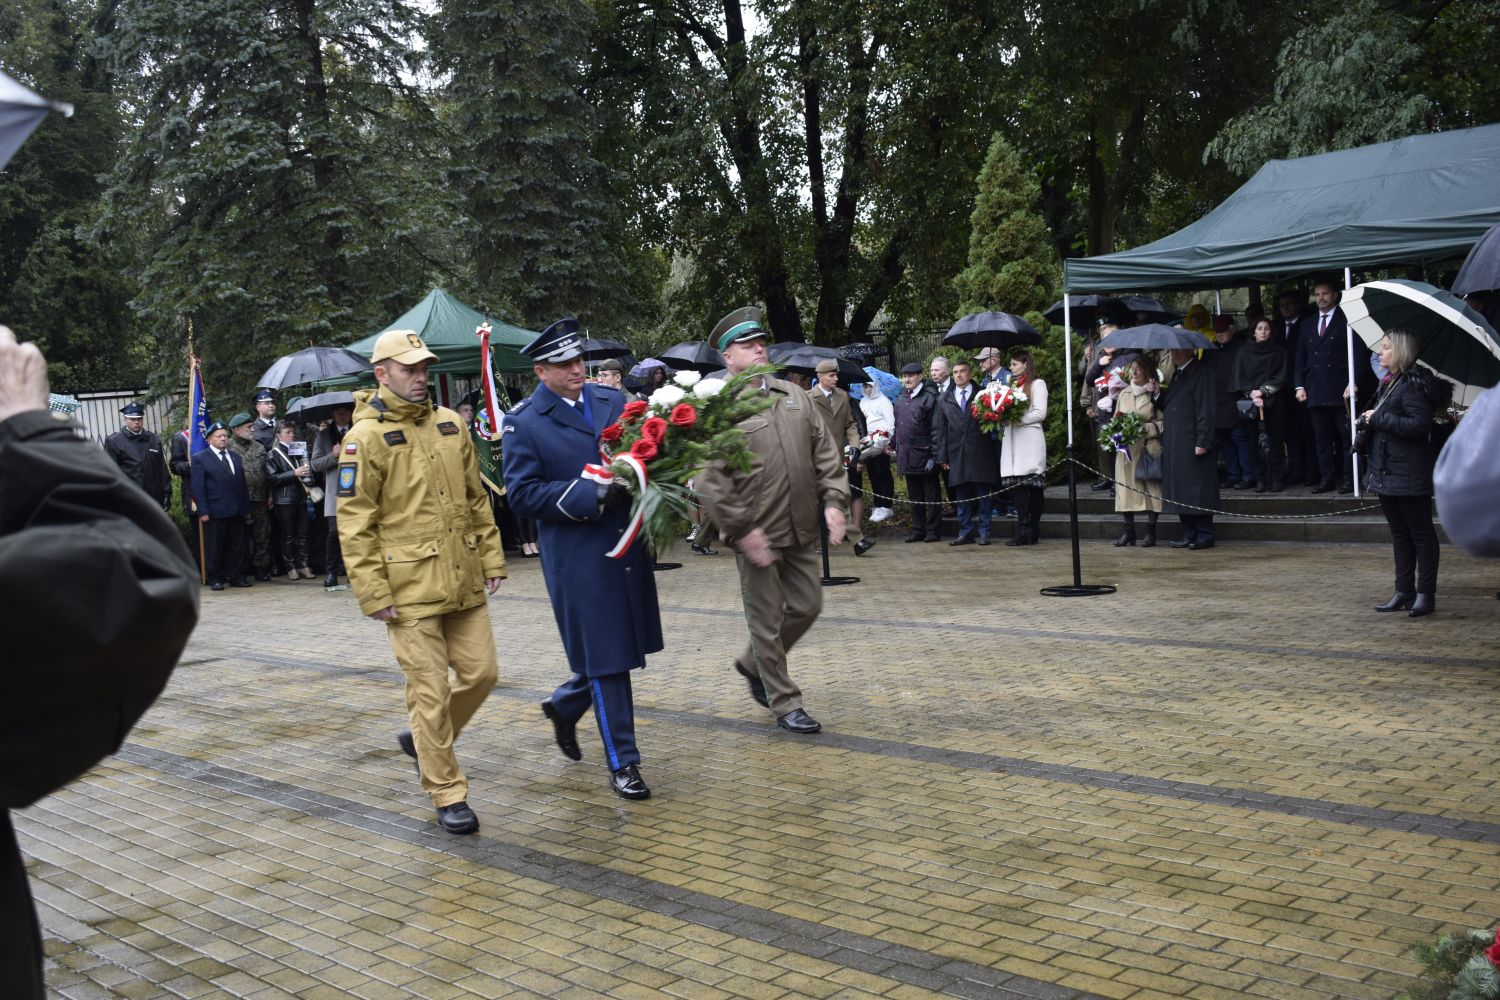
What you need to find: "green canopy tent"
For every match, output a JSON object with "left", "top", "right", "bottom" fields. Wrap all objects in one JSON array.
[
  {"left": 1042, "top": 122, "right": 1500, "bottom": 596},
  {"left": 343, "top": 288, "right": 536, "bottom": 376}
]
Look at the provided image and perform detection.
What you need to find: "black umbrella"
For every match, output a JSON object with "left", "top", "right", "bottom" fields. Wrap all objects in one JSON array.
[
  {"left": 1453, "top": 221, "right": 1500, "bottom": 296},
  {"left": 941, "top": 311, "right": 1042, "bottom": 350},
  {"left": 768, "top": 342, "right": 867, "bottom": 384},
  {"left": 286, "top": 390, "right": 356, "bottom": 424},
  {"left": 1096, "top": 324, "right": 1217, "bottom": 352},
  {"left": 582, "top": 337, "right": 631, "bottom": 361},
  {"left": 1, "top": 69, "right": 72, "bottom": 171},
  {"left": 655, "top": 341, "right": 725, "bottom": 373},
  {"left": 1343, "top": 279, "right": 1500, "bottom": 405},
  {"left": 1119, "top": 295, "right": 1181, "bottom": 324},
  {"left": 1043, "top": 295, "right": 1127, "bottom": 329},
  {"left": 257, "top": 346, "right": 372, "bottom": 389}
]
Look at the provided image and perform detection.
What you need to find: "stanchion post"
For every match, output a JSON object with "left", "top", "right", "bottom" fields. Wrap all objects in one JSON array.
[{"left": 819, "top": 509, "right": 859, "bottom": 587}]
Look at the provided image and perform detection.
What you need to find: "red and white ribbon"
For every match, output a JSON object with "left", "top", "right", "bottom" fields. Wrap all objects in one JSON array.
[
  {"left": 476, "top": 322, "right": 502, "bottom": 438},
  {"left": 581, "top": 463, "right": 615, "bottom": 486},
  {"left": 603, "top": 453, "right": 648, "bottom": 559}
]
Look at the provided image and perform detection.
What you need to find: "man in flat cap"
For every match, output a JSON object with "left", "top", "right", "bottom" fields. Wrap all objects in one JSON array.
[
  {"left": 808, "top": 358, "right": 874, "bottom": 556},
  {"left": 695, "top": 307, "right": 849, "bottom": 734},
  {"left": 336, "top": 329, "right": 506, "bottom": 835},
  {"left": 503, "top": 317, "right": 663, "bottom": 800},
  {"left": 893, "top": 361, "right": 942, "bottom": 541},
  {"left": 104, "top": 401, "right": 172, "bottom": 511}
]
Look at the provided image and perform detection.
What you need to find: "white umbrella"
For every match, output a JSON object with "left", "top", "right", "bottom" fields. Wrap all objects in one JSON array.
[
  {"left": 0, "top": 69, "right": 72, "bottom": 171},
  {"left": 1342, "top": 279, "right": 1500, "bottom": 406}
]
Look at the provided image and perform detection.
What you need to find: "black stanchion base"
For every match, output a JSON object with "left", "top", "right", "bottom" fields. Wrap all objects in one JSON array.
[
  {"left": 1040, "top": 583, "right": 1117, "bottom": 597},
  {"left": 652, "top": 562, "right": 682, "bottom": 572},
  {"left": 821, "top": 575, "right": 860, "bottom": 587}
]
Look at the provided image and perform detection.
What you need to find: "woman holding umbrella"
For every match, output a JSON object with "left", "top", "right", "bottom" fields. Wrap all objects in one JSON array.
[
  {"left": 1360, "top": 330, "right": 1448, "bottom": 618},
  {"left": 1232, "top": 317, "right": 1290, "bottom": 492}
]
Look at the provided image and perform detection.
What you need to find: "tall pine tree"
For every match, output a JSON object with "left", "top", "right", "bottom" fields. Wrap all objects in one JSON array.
[
  {"left": 954, "top": 134, "right": 1057, "bottom": 317},
  {"left": 429, "top": 0, "right": 641, "bottom": 332}
]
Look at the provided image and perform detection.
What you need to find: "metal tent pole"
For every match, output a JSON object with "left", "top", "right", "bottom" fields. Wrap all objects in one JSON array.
[{"left": 1344, "top": 267, "right": 1361, "bottom": 498}]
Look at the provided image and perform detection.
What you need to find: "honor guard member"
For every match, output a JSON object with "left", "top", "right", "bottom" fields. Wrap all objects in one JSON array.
[
  {"left": 502, "top": 317, "right": 664, "bottom": 800},
  {"left": 336, "top": 329, "right": 506, "bottom": 835},
  {"left": 227, "top": 411, "right": 273, "bottom": 580},
  {"left": 104, "top": 401, "right": 172, "bottom": 510},
  {"left": 695, "top": 307, "right": 850, "bottom": 734},
  {"left": 250, "top": 388, "right": 278, "bottom": 450}
]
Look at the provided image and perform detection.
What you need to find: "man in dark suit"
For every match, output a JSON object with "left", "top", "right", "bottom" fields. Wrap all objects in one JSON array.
[
  {"left": 1276, "top": 290, "right": 1317, "bottom": 485},
  {"left": 893, "top": 362, "right": 942, "bottom": 541},
  {"left": 1294, "top": 280, "right": 1359, "bottom": 493},
  {"left": 190, "top": 421, "right": 252, "bottom": 589},
  {"left": 502, "top": 317, "right": 664, "bottom": 801},
  {"left": 1160, "top": 347, "right": 1219, "bottom": 548},
  {"left": 932, "top": 360, "right": 1000, "bottom": 544}
]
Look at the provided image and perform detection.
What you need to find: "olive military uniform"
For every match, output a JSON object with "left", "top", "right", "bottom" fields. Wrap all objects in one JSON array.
[{"left": 336, "top": 383, "right": 506, "bottom": 810}]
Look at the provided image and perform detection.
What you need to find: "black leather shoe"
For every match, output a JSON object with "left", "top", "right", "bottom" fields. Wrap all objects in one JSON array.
[
  {"left": 255, "top": 571, "right": 272, "bottom": 581},
  {"left": 1140, "top": 531, "right": 1157, "bottom": 548},
  {"left": 776, "top": 708, "right": 822, "bottom": 734},
  {"left": 690, "top": 542, "right": 718, "bottom": 555},
  {"left": 976, "top": 537, "right": 991, "bottom": 546},
  {"left": 610, "top": 765, "right": 651, "bottom": 800},
  {"left": 1310, "top": 480, "right": 1335, "bottom": 494},
  {"left": 436, "top": 801, "right": 479, "bottom": 834},
  {"left": 1112, "top": 533, "right": 1136, "bottom": 547},
  {"left": 949, "top": 535, "right": 975, "bottom": 546},
  {"left": 540, "top": 700, "right": 582, "bottom": 761},
  {"left": 231, "top": 577, "right": 253, "bottom": 588},
  {"left": 734, "top": 663, "right": 769, "bottom": 708},
  {"left": 923, "top": 535, "right": 940, "bottom": 542},
  {"left": 1169, "top": 539, "right": 1193, "bottom": 549},
  {"left": 1005, "top": 536, "right": 1025, "bottom": 546},
  {"left": 1375, "top": 593, "right": 1415, "bottom": 612},
  {"left": 1337, "top": 481, "right": 1353, "bottom": 494},
  {"left": 1408, "top": 594, "right": 1435, "bottom": 617},
  {"left": 1188, "top": 539, "right": 1215, "bottom": 550},
  {"left": 209, "top": 581, "right": 225, "bottom": 591},
  {"left": 1089, "top": 478, "right": 1110, "bottom": 491},
  {"left": 853, "top": 537, "right": 875, "bottom": 556},
  {"left": 397, "top": 730, "right": 420, "bottom": 776},
  {"left": 323, "top": 573, "right": 339, "bottom": 588},
  {"left": 903, "top": 532, "right": 923, "bottom": 543}
]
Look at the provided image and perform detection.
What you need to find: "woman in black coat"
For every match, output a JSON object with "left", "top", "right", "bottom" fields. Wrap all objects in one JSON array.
[
  {"left": 1231, "top": 318, "right": 1291, "bottom": 492},
  {"left": 1360, "top": 329, "right": 1446, "bottom": 617}
]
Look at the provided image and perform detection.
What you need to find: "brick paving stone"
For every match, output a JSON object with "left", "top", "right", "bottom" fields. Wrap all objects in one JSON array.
[{"left": 17, "top": 539, "right": 1500, "bottom": 998}]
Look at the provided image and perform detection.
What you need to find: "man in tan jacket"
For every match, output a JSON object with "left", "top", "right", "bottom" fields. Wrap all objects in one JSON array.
[
  {"left": 695, "top": 308, "right": 850, "bottom": 734},
  {"left": 337, "top": 329, "right": 506, "bottom": 835},
  {"left": 808, "top": 358, "right": 875, "bottom": 556}
]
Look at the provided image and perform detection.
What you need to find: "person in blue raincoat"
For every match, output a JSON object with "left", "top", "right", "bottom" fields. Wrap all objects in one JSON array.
[{"left": 502, "top": 318, "right": 664, "bottom": 801}]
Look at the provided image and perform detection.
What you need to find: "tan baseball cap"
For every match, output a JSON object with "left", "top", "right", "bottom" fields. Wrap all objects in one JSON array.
[{"left": 370, "top": 329, "right": 439, "bottom": 365}]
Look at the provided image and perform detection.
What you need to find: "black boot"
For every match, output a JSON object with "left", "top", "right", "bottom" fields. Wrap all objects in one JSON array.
[
  {"left": 1113, "top": 513, "right": 1136, "bottom": 547},
  {"left": 1374, "top": 592, "right": 1415, "bottom": 612},
  {"left": 1408, "top": 593, "right": 1435, "bottom": 617},
  {"left": 1140, "top": 512, "right": 1158, "bottom": 548},
  {"left": 1028, "top": 486, "right": 1045, "bottom": 543},
  {"left": 1007, "top": 488, "right": 1030, "bottom": 546}
]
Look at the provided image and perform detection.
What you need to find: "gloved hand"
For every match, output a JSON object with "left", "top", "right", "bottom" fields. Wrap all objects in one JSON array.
[{"left": 597, "top": 480, "right": 632, "bottom": 513}]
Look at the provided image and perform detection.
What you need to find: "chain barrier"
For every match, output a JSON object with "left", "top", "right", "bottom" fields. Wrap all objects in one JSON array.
[
  {"left": 1062, "top": 457, "right": 1383, "bottom": 520},
  {"left": 864, "top": 458, "right": 1069, "bottom": 506}
]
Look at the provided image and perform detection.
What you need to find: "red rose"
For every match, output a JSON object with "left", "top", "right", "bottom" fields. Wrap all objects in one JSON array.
[
  {"left": 669, "top": 403, "right": 697, "bottom": 428},
  {"left": 621, "top": 400, "right": 649, "bottom": 422},
  {"left": 641, "top": 416, "right": 668, "bottom": 443},
  {"left": 1487, "top": 935, "right": 1500, "bottom": 967},
  {"left": 970, "top": 403, "right": 981, "bottom": 419},
  {"left": 630, "top": 438, "right": 658, "bottom": 461},
  {"left": 599, "top": 422, "right": 624, "bottom": 443}
]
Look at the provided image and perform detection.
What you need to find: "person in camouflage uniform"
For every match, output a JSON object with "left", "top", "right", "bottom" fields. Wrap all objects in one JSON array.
[{"left": 228, "top": 412, "right": 273, "bottom": 580}]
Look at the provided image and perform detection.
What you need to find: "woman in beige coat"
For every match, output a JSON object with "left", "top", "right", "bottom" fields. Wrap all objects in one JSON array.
[
  {"left": 1112, "top": 356, "right": 1164, "bottom": 547},
  {"left": 998, "top": 350, "right": 1048, "bottom": 545}
]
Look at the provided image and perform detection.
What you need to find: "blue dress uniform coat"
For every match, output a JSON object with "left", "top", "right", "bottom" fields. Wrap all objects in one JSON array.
[{"left": 502, "top": 382, "right": 663, "bottom": 676}]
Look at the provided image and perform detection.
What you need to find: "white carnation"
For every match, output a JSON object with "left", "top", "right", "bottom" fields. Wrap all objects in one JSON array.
[
  {"left": 649, "top": 384, "right": 686, "bottom": 408},
  {"left": 672, "top": 369, "right": 701, "bottom": 388},
  {"left": 692, "top": 378, "right": 727, "bottom": 399}
]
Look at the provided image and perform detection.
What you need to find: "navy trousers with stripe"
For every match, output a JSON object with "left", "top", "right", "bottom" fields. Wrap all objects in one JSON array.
[{"left": 550, "top": 672, "right": 638, "bottom": 771}]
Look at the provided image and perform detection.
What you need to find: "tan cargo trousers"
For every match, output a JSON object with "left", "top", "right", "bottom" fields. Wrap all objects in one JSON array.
[{"left": 385, "top": 603, "right": 497, "bottom": 807}]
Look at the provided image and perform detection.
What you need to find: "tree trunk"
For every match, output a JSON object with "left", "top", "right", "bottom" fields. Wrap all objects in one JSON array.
[{"left": 1086, "top": 129, "right": 1114, "bottom": 257}]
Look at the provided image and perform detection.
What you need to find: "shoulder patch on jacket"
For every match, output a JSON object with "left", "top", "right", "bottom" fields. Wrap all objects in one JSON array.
[
  {"left": 337, "top": 463, "right": 357, "bottom": 496},
  {"left": 383, "top": 430, "right": 407, "bottom": 446},
  {"left": 437, "top": 421, "right": 460, "bottom": 436},
  {"left": 344, "top": 441, "right": 357, "bottom": 454}
]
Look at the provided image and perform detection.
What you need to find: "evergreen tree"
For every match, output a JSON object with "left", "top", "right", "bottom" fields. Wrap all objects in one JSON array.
[
  {"left": 429, "top": 0, "right": 643, "bottom": 333},
  {"left": 92, "top": 0, "right": 455, "bottom": 402},
  {"left": 953, "top": 134, "right": 1058, "bottom": 317}
]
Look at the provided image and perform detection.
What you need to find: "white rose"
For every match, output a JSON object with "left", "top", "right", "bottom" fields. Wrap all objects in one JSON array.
[
  {"left": 692, "top": 378, "right": 727, "bottom": 399},
  {"left": 649, "top": 384, "right": 686, "bottom": 408},
  {"left": 673, "top": 370, "right": 701, "bottom": 388}
]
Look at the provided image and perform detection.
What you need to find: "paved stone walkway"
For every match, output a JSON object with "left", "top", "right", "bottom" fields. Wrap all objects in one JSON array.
[{"left": 23, "top": 536, "right": 1500, "bottom": 999}]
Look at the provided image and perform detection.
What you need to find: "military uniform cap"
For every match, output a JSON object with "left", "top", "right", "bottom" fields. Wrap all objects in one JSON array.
[
  {"left": 228, "top": 411, "right": 253, "bottom": 429},
  {"left": 370, "top": 328, "right": 439, "bottom": 365},
  {"left": 523, "top": 317, "right": 585, "bottom": 364},
  {"left": 253, "top": 388, "right": 275, "bottom": 402},
  {"left": 120, "top": 401, "right": 146, "bottom": 417},
  {"left": 711, "top": 307, "right": 769, "bottom": 353},
  {"left": 814, "top": 358, "right": 838, "bottom": 374},
  {"left": 205, "top": 421, "right": 227, "bottom": 436}
]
